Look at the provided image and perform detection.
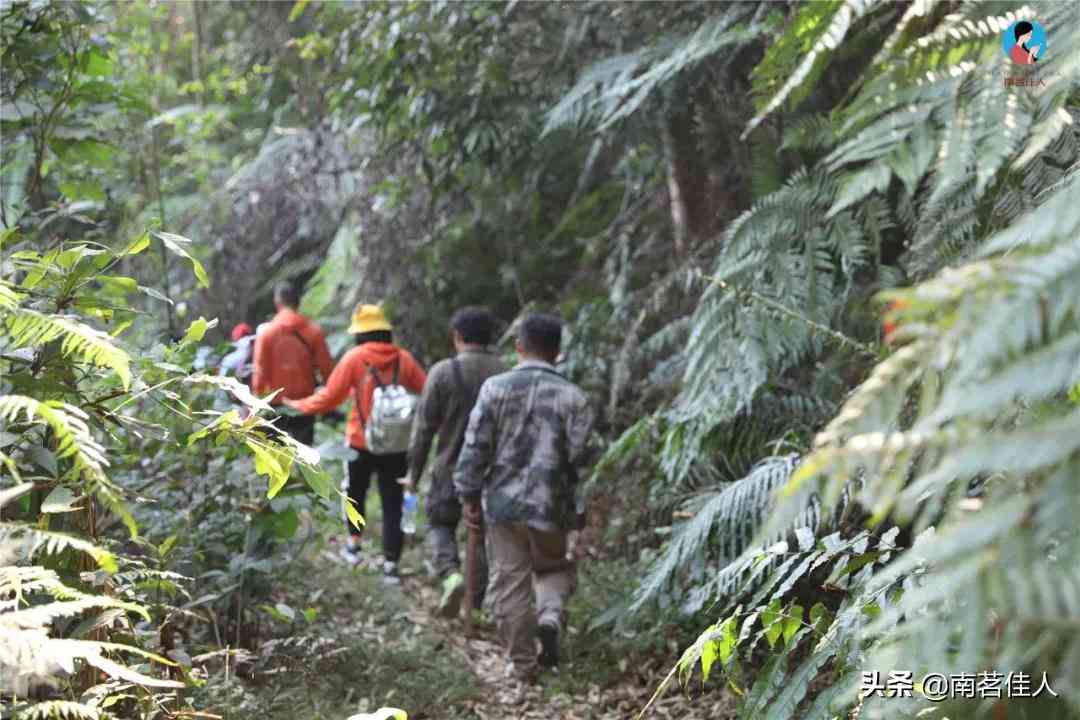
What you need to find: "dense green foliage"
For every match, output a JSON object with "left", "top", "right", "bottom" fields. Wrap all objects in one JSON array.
[{"left": 3, "top": 0, "right": 1079, "bottom": 718}]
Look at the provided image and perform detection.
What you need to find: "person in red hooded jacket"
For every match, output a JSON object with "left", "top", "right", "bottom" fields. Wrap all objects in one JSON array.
[
  {"left": 252, "top": 283, "right": 335, "bottom": 444},
  {"left": 285, "top": 304, "right": 426, "bottom": 584}
]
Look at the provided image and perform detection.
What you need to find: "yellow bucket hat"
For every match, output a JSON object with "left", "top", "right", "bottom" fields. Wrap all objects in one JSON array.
[
  {"left": 348, "top": 304, "right": 392, "bottom": 334},
  {"left": 345, "top": 306, "right": 393, "bottom": 336}
]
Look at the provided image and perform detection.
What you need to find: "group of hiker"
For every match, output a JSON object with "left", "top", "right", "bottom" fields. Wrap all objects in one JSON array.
[{"left": 221, "top": 283, "right": 594, "bottom": 685}]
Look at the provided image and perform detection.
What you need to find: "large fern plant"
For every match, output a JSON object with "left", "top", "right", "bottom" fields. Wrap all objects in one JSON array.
[
  {"left": 617, "top": 0, "right": 1080, "bottom": 486},
  {"left": 668, "top": 154, "right": 1080, "bottom": 720}
]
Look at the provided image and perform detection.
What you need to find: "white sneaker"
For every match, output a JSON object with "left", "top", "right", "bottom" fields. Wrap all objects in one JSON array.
[
  {"left": 382, "top": 560, "right": 401, "bottom": 585},
  {"left": 340, "top": 544, "right": 363, "bottom": 566}
]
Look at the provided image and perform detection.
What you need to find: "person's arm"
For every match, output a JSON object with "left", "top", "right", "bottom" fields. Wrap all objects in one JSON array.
[
  {"left": 287, "top": 350, "right": 356, "bottom": 415},
  {"left": 567, "top": 394, "right": 596, "bottom": 486},
  {"left": 311, "top": 325, "right": 335, "bottom": 383},
  {"left": 251, "top": 330, "right": 271, "bottom": 396},
  {"left": 453, "top": 381, "right": 496, "bottom": 504},
  {"left": 408, "top": 364, "right": 444, "bottom": 487}
]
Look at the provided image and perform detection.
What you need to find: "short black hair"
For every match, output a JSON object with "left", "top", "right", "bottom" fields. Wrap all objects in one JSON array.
[
  {"left": 355, "top": 329, "right": 393, "bottom": 346},
  {"left": 274, "top": 282, "right": 300, "bottom": 308},
  {"left": 517, "top": 312, "right": 562, "bottom": 360},
  {"left": 1014, "top": 20, "right": 1033, "bottom": 41},
  {"left": 451, "top": 306, "right": 497, "bottom": 345}
]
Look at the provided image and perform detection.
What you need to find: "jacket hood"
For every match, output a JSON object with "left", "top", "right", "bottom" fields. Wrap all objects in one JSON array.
[{"left": 354, "top": 341, "right": 402, "bottom": 369}]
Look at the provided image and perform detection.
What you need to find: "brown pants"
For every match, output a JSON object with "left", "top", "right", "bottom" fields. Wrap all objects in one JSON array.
[{"left": 487, "top": 522, "right": 575, "bottom": 677}]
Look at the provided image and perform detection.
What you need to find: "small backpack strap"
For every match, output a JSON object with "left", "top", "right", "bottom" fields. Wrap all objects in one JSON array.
[
  {"left": 355, "top": 362, "right": 379, "bottom": 428},
  {"left": 450, "top": 357, "right": 467, "bottom": 397},
  {"left": 391, "top": 356, "right": 400, "bottom": 385}
]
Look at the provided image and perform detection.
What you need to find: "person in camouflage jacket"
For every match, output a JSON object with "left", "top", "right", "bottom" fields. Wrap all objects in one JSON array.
[
  {"left": 454, "top": 313, "right": 594, "bottom": 682},
  {"left": 407, "top": 307, "right": 506, "bottom": 617}
]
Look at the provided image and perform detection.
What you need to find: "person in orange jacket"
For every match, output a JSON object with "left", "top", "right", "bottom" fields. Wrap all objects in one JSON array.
[
  {"left": 285, "top": 304, "right": 426, "bottom": 584},
  {"left": 252, "top": 283, "right": 336, "bottom": 445}
]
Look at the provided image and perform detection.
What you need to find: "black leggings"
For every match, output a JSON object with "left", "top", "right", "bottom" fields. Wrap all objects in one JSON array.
[
  {"left": 275, "top": 414, "right": 315, "bottom": 446},
  {"left": 346, "top": 449, "right": 408, "bottom": 562}
]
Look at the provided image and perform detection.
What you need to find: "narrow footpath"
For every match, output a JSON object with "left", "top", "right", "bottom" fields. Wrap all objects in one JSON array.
[{"left": 289, "top": 517, "right": 737, "bottom": 720}]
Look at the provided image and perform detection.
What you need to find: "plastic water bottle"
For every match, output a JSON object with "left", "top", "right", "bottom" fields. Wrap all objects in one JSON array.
[{"left": 401, "top": 491, "right": 418, "bottom": 535}]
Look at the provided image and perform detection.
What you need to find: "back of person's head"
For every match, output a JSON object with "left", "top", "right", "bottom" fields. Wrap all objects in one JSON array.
[
  {"left": 517, "top": 312, "right": 562, "bottom": 362},
  {"left": 355, "top": 329, "right": 393, "bottom": 346},
  {"left": 274, "top": 282, "right": 300, "bottom": 309},
  {"left": 451, "top": 306, "right": 497, "bottom": 346}
]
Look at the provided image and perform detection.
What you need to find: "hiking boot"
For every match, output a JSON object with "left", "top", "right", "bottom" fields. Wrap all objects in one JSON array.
[
  {"left": 537, "top": 622, "right": 559, "bottom": 668},
  {"left": 438, "top": 572, "right": 465, "bottom": 618},
  {"left": 382, "top": 560, "right": 401, "bottom": 585}
]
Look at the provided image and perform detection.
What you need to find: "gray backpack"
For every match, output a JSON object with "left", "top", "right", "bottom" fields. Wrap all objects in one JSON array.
[{"left": 358, "top": 357, "right": 417, "bottom": 455}]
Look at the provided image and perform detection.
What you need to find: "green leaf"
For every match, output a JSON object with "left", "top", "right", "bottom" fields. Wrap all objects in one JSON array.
[
  {"left": 54, "top": 138, "right": 114, "bottom": 167},
  {"left": 246, "top": 440, "right": 293, "bottom": 498},
  {"left": 782, "top": 603, "right": 803, "bottom": 646},
  {"left": 58, "top": 178, "right": 105, "bottom": 202},
  {"left": 179, "top": 316, "right": 217, "bottom": 346},
  {"left": 762, "top": 597, "right": 783, "bottom": 648},
  {"left": 299, "top": 461, "right": 331, "bottom": 498},
  {"left": 158, "top": 534, "right": 178, "bottom": 557},
  {"left": 701, "top": 632, "right": 719, "bottom": 682},
  {"left": 42, "top": 485, "right": 83, "bottom": 513},
  {"left": 288, "top": 0, "right": 310, "bottom": 22},
  {"left": 123, "top": 233, "right": 151, "bottom": 256},
  {"left": 263, "top": 506, "right": 299, "bottom": 539},
  {"left": 717, "top": 615, "right": 737, "bottom": 666},
  {"left": 153, "top": 231, "right": 209, "bottom": 288},
  {"left": 344, "top": 496, "right": 365, "bottom": 531},
  {"left": 28, "top": 445, "right": 59, "bottom": 476},
  {"left": 98, "top": 275, "right": 137, "bottom": 295},
  {"left": 83, "top": 48, "right": 113, "bottom": 77}
]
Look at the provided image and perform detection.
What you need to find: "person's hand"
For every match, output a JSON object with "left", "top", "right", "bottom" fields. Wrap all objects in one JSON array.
[
  {"left": 463, "top": 500, "right": 483, "bottom": 531},
  {"left": 281, "top": 397, "right": 301, "bottom": 410},
  {"left": 1030, "top": 44, "right": 1040, "bottom": 58},
  {"left": 397, "top": 476, "right": 416, "bottom": 493}
]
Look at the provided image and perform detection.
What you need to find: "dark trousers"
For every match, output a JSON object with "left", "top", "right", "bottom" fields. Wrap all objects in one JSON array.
[
  {"left": 346, "top": 449, "right": 408, "bottom": 562},
  {"left": 275, "top": 414, "right": 315, "bottom": 446}
]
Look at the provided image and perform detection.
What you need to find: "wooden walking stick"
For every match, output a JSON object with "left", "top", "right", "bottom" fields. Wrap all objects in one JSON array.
[{"left": 463, "top": 513, "right": 483, "bottom": 638}]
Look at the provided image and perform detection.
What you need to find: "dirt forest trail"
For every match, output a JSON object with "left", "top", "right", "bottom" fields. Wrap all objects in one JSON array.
[{"left": 302, "top": 517, "right": 737, "bottom": 720}]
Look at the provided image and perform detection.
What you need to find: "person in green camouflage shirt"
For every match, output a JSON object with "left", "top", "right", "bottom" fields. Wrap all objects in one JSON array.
[
  {"left": 454, "top": 312, "right": 594, "bottom": 684},
  {"left": 406, "top": 307, "right": 506, "bottom": 618}
]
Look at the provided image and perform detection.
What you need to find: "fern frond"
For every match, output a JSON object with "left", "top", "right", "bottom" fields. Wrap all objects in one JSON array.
[
  {"left": 1, "top": 309, "right": 131, "bottom": 389},
  {"left": 0, "top": 395, "right": 109, "bottom": 483},
  {"left": 11, "top": 700, "right": 109, "bottom": 720},
  {"left": 544, "top": 7, "right": 764, "bottom": 134},
  {"left": 0, "top": 526, "right": 117, "bottom": 574},
  {"left": 753, "top": 168, "right": 1080, "bottom": 717},
  {"left": 0, "top": 280, "right": 23, "bottom": 310},
  {"left": 631, "top": 455, "right": 811, "bottom": 613},
  {"left": 744, "top": 0, "right": 878, "bottom": 139}
]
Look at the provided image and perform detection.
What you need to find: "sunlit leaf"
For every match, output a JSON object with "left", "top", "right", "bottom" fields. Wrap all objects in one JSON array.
[{"left": 153, "top": 231, "right": 209, "bottom": 288}]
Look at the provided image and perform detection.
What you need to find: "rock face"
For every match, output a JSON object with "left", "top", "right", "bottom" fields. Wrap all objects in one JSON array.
[
  {"left": 184, "top": 121, "right": 454, "bottom": 354},
  {"left": 187, "top": 124, "right": 369, "bottom": 335}
]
